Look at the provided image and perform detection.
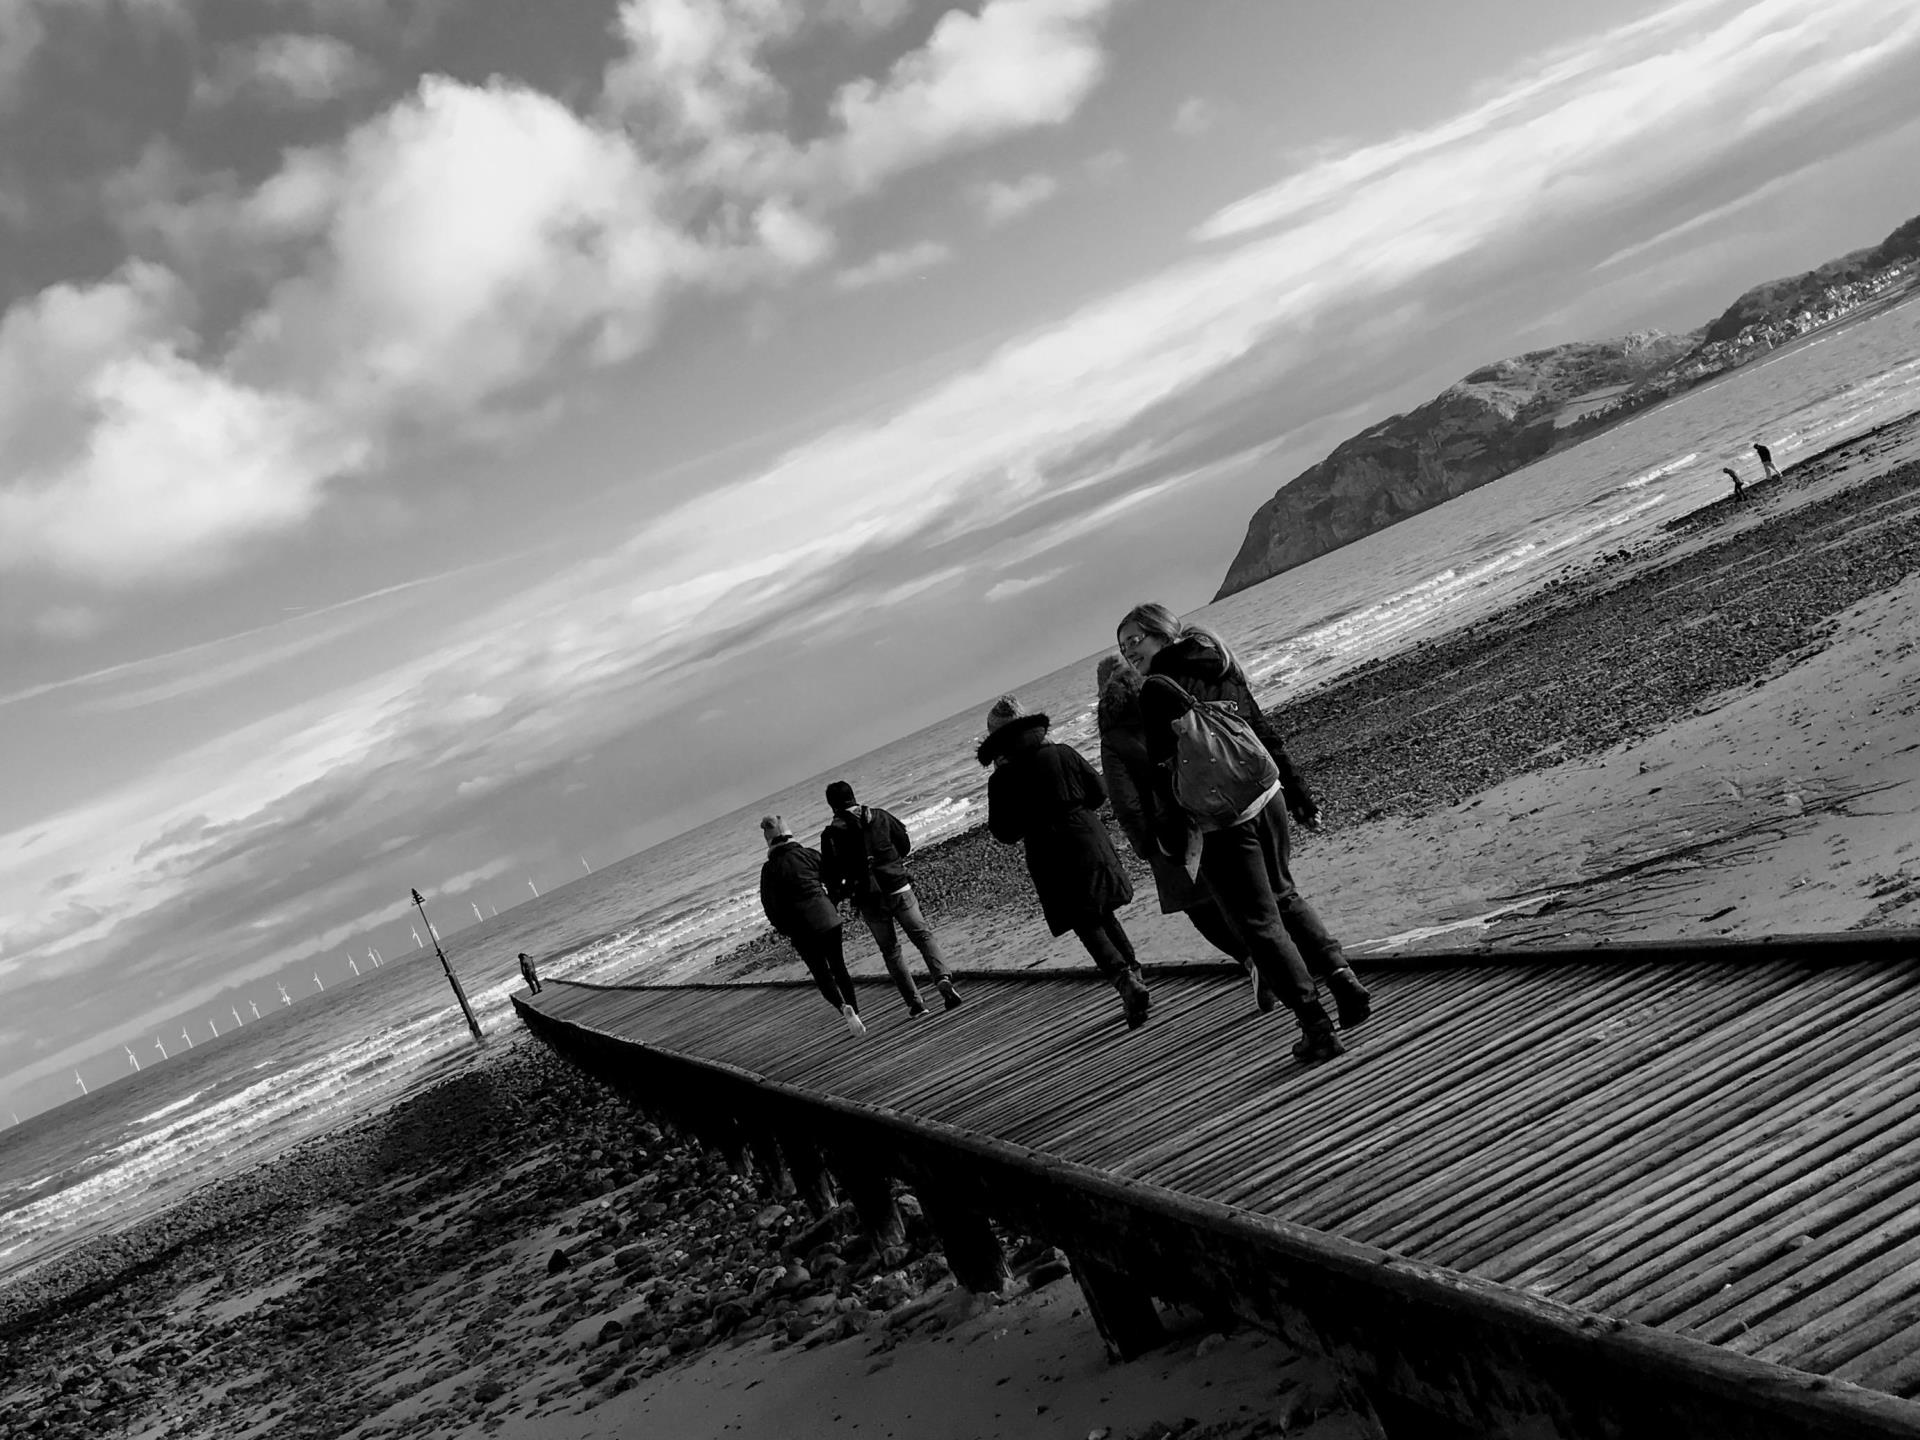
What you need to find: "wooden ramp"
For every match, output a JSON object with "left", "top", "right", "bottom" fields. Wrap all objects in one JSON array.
[{"left": 516, "top": 933, "right": 1920, "bottom": 1437}]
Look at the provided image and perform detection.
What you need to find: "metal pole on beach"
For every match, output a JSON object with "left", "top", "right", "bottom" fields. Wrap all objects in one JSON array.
[{"left": 412, "top": 888, "right": 483, "bottom": 1041}]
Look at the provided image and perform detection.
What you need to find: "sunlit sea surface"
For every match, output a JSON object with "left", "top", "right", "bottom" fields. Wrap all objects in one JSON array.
[{"left": 6, "top": 300, "right": 1919, "bottom": 1291}]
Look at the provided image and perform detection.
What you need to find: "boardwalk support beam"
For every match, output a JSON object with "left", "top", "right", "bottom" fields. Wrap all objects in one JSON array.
[
  {"left": 834, "top": 1154, "right": 906, "bottom": 1252},
  {"left": 1072, "top": 1253, "right": 1165, "bottom": 1360},
  {"left": 916, "top": 1189, "right": 1010, "bottom": 1295},
  {"left": 779, "top": 1130, "right": 838, "bottom": 1217}
]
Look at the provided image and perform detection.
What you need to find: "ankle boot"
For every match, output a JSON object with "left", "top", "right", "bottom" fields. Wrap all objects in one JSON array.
[
  {"left": 1327, "top": 969, "right": 1372, "bottom": 1029},
  {"left": 1116, "top": 974, "right": 1151, "bottom": 1029},
  {"left": 1291, "top": 1001, "right": 1345, "bottom": 1063}
]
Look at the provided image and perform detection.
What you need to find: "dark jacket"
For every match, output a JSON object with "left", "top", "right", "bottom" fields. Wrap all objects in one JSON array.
[
  {"left": 819, "top": 805, "right": 913, "bottom": 903},
  {"left": 759, "top": 840, "right": 841, "bottom": 937},
  {"left": 1138, "top": 634, "right": 1317, "bottom": 828},
  {"left": 977, "top": 713, "right": 1133, "bottom": 935},
  {"left": 1096, "top": 666, "right": 1206, "bottom": 912}
]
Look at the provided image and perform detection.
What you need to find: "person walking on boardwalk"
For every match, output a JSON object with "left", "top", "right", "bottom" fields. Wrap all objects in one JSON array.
[
  {"left": 517, "top": 952, "right": 543, "bottom": 994},
  {"left": 820, "top": 780, "right": 962, "bottom": 1017},
  {"left": 1115, "top": 602, "right": 1369, "bottom": 1063},
  {"left": 1722, "top": 466, "right": 1746, "bottom": 502},
  {"left": 1096, "top": 655, "right": 1253, "bottom": 971},
  {"left": 759, "top": 815, "right": 866, "bottom": 1036},
  {"left": 977, "top": 694, "right": 1150, "bottom": 1028},
  {"left": 1754, "top": 442, "right": 1783, "bottom": 481}
]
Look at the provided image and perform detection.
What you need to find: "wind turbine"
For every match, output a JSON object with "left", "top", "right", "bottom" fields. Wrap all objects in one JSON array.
[
  {"left": 312, "top": 971, "right": 325, "bottom": 992},
  {"left": 348, "top": 954, "right": 361, "bottom": 977},
  {"left": 369, "top": 948, "right": 381, "bottom": 967},
  {"left": 180, "top": 1026, "right": 194, "bottom": 1051},
  {"left": 75, "top": 1071, "right": 88, "bottom": 1096},
  {"left": 232, "top": 1006, "right": 244, "bottom": 1028},
  {"left": 278, "top": 982, "right": 292, "bottom": 1006},
  {"left": 124, "top": 1046, "right": 140, "bottom": 1072},
  {"left": 412, "top": 927, "right": 424, "bottom": 949},
  {"left": 527, "top": 877, "right": 540, "bottom": 897},
  {"left": 154, "top": 1037, "right": 168, "bottom": 1061},
  {"left": 207, "top": 1018, "right": 218, "bottom": 1040},
  {"left": 580, "top": 854, "right": 592, "bottom": 874},
  {"left": 249, "top": 1000, "right": 261, "bottom": 1021},
  {"left": 472, "top": 902, "right": 485, "bottom": 923}
]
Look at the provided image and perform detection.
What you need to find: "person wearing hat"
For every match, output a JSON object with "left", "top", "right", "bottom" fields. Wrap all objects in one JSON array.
[
  {"left": 976, "top": 694, "right": 1149, "bottom": 1028},
  {"left": 517, "top": 952, "right": 543, "bottom": 994},
  {"left": 758, "top": 814, "right": 866, "bottom": 1036},
  {"left": 820, "top": 779, "right": 961, "bottom": 1017}
]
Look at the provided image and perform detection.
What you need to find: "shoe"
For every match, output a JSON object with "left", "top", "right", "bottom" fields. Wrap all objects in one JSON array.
[
  {"left": 1328, "top": 972, "right": 1372, "bottom": 1029},
  {"left": 842, "top": 1004, "right": 867, "bottom": 1037},
  {"left": 938, "top": 982, "right": 964, "bottom": 1011},
  {"left": 1292, "top": 1028, "right": 1346, "bottom": 1064},
  {"left": 1251, "top": 967, "right": 1277, "bottom": 1014},
  {"left": 1123, "top": 984, "right": 1151, "bottom": 1030},
  {"left": 906, "top": 1005, "right": 929, "bottom": 1020}
]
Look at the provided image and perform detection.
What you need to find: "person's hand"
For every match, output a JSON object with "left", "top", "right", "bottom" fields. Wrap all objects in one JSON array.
[{"left": 1293, "top": 804, "right": 1323, "bottom": 832}]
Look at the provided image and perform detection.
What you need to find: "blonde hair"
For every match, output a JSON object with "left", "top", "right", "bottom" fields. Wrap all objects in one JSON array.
[{"left": 1117, "top": 602, "right": 1247, "bottom": 681}]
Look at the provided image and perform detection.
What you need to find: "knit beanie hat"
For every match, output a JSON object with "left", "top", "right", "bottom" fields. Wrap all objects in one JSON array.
[
  {"left": 824, "top": 780, "right": 857, "bottom": 810},
  {"left": 983, "top": 694, "right": 1027, "bottom": 734}
]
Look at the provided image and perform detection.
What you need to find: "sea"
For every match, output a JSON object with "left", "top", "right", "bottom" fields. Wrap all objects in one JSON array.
[{"left": 5, "top": 297, "right": 1919, "bottom": 1296}]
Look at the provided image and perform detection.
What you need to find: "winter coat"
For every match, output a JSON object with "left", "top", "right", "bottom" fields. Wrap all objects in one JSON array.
[
  {"left": 1097, "top": 666, "right": 1207, "bottom": 912},
  {"left": 977, "top": 714, "right": 1134, "bottom": 935},
  {"left": 819, "top": 806, "right": 913, "bottom": 903},
  {"left": 759, "top": 840, "right": 841, "bottom": 937},
  {"left": 1138, "top": 634, "right": 1318, "bottom": 842}
]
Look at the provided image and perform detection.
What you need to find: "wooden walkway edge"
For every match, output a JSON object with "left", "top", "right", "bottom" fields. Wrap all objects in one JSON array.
[{"left": 515, "top": 930, "right": 1920, "bottom": 1439}]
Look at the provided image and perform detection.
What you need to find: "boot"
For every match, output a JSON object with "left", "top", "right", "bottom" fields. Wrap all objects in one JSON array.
[
  {"left": 937, "top": 980, "right": 965, "bottom": 1011},
  {"left": 1290, "top": 1001, "right": 1345, "bottom": 1064},
  {"left": 1117, "top": 974, "right": 1152, "bottom": 1030},
  {"left": 1326, "top": 969, "right": 1372, "bottom": 1029}
]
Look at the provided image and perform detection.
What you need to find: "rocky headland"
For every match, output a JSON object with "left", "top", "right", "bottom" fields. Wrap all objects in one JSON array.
[{"left": 1216, "top": 212, "right": 1920, "bottom": 598}]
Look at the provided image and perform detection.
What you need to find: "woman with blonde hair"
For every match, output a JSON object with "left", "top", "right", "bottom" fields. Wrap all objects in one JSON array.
[{"left": 1115, "top": 602, "right": 1370, "bottom": 1063}]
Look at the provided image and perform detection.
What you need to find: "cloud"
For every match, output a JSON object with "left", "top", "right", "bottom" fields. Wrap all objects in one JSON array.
[
  {"left": 193, "top": 33, "right": 379, "bottom": 110},
  {"left": 984, "top": 567, "right": 1065, "bottom": 602},
  {"left": 1171, "top": 96, "right": 1217, "bottom": 136},
  {"left": 833, "top": 238, "right": 953, "bottom": 289},
  {"left": 0, "top": 0, "right": 189, "bottom": 109},
  {"left": 974, "top": 171, "right": 1058, "bottom": 225},
  {"left": 2, "top": 1, "right": 1124, "bottom": 593}
]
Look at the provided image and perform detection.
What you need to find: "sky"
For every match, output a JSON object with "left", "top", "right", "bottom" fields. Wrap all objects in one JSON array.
[{"left": 3, "top": 0, "right": 1919, "bottom": 1115}]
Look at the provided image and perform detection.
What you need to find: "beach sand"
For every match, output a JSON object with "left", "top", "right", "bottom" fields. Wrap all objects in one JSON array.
[{"left": 4, "top": 413, "right": 1917, "bottom": 1440}]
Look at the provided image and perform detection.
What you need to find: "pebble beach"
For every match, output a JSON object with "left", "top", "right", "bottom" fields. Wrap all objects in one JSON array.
[{"left": 3, "top": 412, "right": 1918, "bottom": 1440}]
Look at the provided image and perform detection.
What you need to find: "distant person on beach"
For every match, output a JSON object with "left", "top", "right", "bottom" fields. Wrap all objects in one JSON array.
[
  {"left": 1723, "top": 466, "right": 1746, "bottom": 502},
  {"left": 759, "top": 815, "right": 866, "bottom": 1037},
  {"left": 1754, "top": 442, "right": 1783, "bottom": 481},
  {"left": 1095, "top": 655, "right": 1253, "bottom": 970},
  {"left": 517, "top": 952, "right": 543, "bottom": 994},
  {"left": 820, "top": 781, "right": 962, "bottom": 1017},
  {"left": 1116, "top": 602, "right": 1368, "bottom": 1064},
  {"left": 977, "top": 694, "right": 1150, "bottom": 1028}
]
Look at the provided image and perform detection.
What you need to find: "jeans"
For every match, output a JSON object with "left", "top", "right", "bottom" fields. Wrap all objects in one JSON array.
[
  {"left": 856, "top": 886, "right": 951, "bottom": 1010},
  {"left": 793, "top": 925, "right": 858, "bottom": 1014},
  {"left": 1199, "top": 799, "right": 1333, "bottom": 1021},
  {"left": 1072, "top": 909, "right": 1145, "bottom": 992},
  {"left": 1185, "top": 899, "right": 1249, "bottom": 963}
]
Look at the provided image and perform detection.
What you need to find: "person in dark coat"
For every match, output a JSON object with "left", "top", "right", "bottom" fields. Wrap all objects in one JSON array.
[
  {"left": 977, "top": 694, "right": 1149, "bottom": 1028},
  {"left": 1754, "top": 442, "right": 1782, "bottom": 481},
  {"left": 1117, "top": 602, "right": 1370, "bottom": 1064},
  {"left": 1095, "top": 656, "right": 1250, "bottom": 968},
  {"left": 758, "top": 814, "right": 865, "bottom": 1036},
  {"left": 517, "top": 952, "right": 543, "bottom": 994},
  {"left": 820, "top": 780, "right": 961, "bottom": 1017}
]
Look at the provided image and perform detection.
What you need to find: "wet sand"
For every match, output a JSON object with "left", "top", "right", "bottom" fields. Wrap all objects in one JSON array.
[{"left": 4, "top": 412, "right": 1917, "bottom": 1439}]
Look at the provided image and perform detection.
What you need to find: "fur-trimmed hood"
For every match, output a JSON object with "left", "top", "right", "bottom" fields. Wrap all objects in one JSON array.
[
  {"left": 975, "top": 711, "right": 1050, "bottom": 766},
  {"left": 1096, "top": 662, "right": 1145, "bottom": 736}
]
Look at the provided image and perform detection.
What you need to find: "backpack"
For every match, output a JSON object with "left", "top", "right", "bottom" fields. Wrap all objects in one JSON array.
[{"left": 1168, "top": 696, "right": 1280, "bottom": 827}]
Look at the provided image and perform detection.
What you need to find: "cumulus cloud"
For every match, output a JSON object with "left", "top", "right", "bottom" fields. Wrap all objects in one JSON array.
[
  {"left": 833, "top": 238, "right": 953, "bottom": 289},
  {"left": 1, "top": 0, "right": 1124, "bottom": 592},
  {"left": 974, "top": 171, "right": 1059, "bottom": 225},
  {"left": 194, "top": 33, "right": 379, "bottom": 110}
]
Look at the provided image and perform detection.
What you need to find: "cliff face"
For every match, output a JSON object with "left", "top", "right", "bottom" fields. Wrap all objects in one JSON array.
[
  {"left": 1214, "top": 333, "right": 1694, "bottom": 599},
  {"left": 1215, "top": 211, "right": 1920, "bottom": 602}
]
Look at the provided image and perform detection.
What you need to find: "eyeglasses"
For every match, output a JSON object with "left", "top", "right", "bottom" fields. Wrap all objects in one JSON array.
[{"left": 1118, "top": 631, "right": 1146, "bottom": 652}]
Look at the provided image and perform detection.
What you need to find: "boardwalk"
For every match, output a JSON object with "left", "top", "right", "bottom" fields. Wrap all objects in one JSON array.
[{"left": 517, "top": 933, "right": 1920, "bottom": 1437}]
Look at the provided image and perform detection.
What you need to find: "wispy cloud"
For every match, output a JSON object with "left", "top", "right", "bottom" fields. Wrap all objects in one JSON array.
[
  {"left": 834, "top": 239, "right": 955, "bottom": 290},
  {"left": 984, "top": 567, "right": 1065, "bottom": 602},
  {"left": 193, "top": 33, "right": 379, "bottom": 110},
  {"left": 973, "top": 171, "right": 1060, "bottom": 225}
]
